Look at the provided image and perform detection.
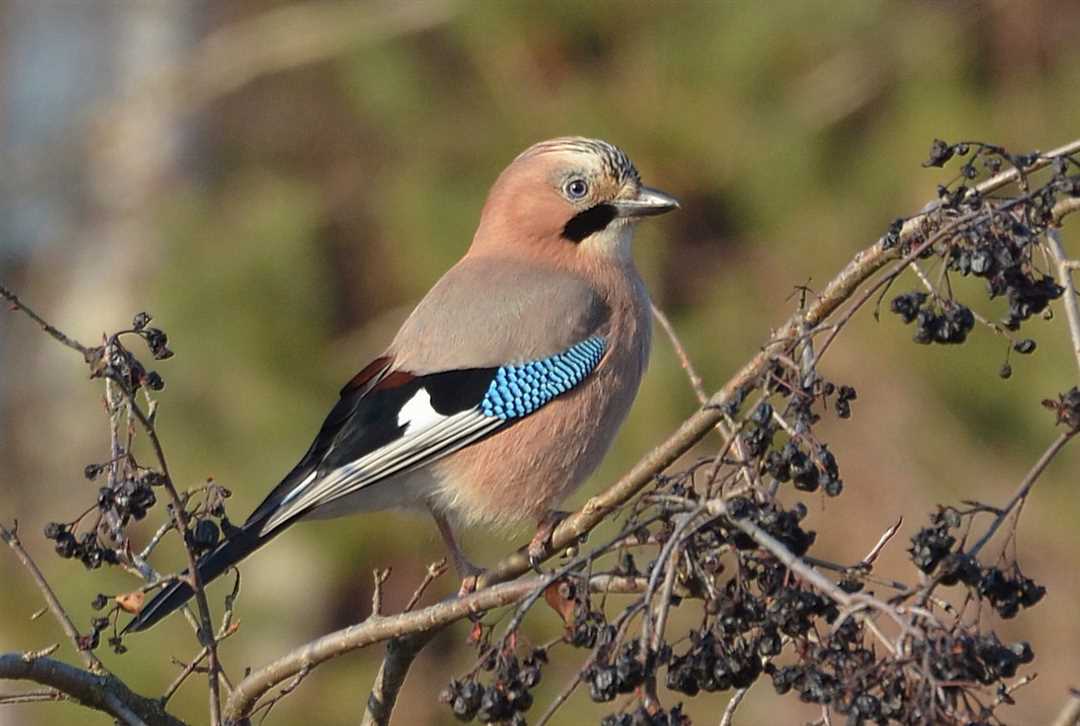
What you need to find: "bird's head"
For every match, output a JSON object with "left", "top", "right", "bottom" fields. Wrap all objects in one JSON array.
[{"left": 471, "top": 137, "right": 678, "bottom": 262}]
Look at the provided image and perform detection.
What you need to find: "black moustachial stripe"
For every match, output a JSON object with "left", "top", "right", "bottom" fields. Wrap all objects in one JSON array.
[{"left": 562, "top": 203, "right": 616, "bottom": 243}]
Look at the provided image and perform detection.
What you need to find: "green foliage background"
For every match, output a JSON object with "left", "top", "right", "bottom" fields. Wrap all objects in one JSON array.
[{"left": 2, "top": 2, "right": 1079, "bottom": 724}]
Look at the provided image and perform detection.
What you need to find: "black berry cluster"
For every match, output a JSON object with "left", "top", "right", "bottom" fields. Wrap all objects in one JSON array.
[
  {"left": 587, "top": 639, "right": 643, "bottom": 704},
  {"left": 920, "top": 632, "right": 1034, "bottom": 686},
  {"left": 886, "top": 139, "right": 1078, "bottom": 363},
  {"left": 908, "top": 511, "right": 959, "bottom": 574},
  {"left": 666, "top": 628, "right": 762, "bottom": 696},
  {"left": 43, "top": 521, "right": 119, "bottom": 569},
  {"left": 976, "top": 566, "right": 1045, "bottom": 619},
  {"left": 439, "top": 647, "right": 547, "bottom": 724},
  {"left": 889, "top": 293, "right": 975, "bottom": 345}
]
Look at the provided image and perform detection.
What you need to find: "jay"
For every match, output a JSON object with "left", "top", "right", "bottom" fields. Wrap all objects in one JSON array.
[{"left": 127, "top": 137, "right": 678, "bottom": 632}]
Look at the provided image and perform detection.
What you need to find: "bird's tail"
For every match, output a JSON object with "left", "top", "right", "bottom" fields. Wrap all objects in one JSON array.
[{"left": 123, "top": 518, "right": 271, "bottom": 633}]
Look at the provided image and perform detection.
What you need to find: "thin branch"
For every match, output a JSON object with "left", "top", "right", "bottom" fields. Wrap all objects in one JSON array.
[
  {"left": 404, "top": 559, "right": 448, "bottom": 613},
  {"left": 0, "top": 284, "right": 92, "bottom": 357},
  {"left": 967, "top": 431, "right": 1076, "bottom": 557},
  {"left": 0, "top": 653, "right": 187, "bottom": 726},
  {"left": 652, "top": 302, "right": 708, "bottom": 404},
  {"left": 0, "top": 523, "right": 104, "bottom": 673},
  {"left": 0, "top": 688, "right": 67, "bottom": 705},
  {"left": 860, "top": 517, "right": 904, "bottom": 568}
]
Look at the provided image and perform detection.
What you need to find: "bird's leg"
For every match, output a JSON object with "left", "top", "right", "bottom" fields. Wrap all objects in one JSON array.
[
  {"left": 430, "top": 509, "right": 485, "bottom": 596},
  {"left": 527, "top": 509, "right": 571, "bottom": 572}
]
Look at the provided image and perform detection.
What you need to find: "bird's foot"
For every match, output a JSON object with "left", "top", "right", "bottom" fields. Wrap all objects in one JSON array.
[
  {"left": 527, "top": 510, "right": 570, "bottom": 572},
  {"left": 456, "top": 560, "right": 486, "bottom": 598}
]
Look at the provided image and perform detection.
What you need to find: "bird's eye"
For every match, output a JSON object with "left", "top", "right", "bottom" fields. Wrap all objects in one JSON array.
[{"left": 564, "top": 178, "right": 589, "bottom": 200}]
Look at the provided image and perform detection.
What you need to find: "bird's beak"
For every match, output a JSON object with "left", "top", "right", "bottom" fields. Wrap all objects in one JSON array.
[{"left": 613, "top": 185, "right": 680, "bottom": 219}]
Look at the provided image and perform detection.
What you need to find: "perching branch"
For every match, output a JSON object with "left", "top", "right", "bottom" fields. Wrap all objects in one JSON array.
[{"left": 224, "top": 574, "right": 650, "bottom": 722}]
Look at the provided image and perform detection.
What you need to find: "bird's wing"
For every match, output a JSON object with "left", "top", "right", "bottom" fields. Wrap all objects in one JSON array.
[{"left": 252, "top": 336, "right": 607, "bottom": 535}]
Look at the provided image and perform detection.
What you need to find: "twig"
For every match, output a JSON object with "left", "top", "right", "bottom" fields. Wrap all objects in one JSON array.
[
  {"left": 642, "top": 508, "right": 703, "bottom": 656},
  {"left": 719, "top": 686, "right": 750, "bottom": 726},
  {"left": 0, "top": 523, "right": 104, "bottom": 673},
  {"left": 652, "top": 302, "right": 707, "bottom": 404},
  {"left": 370, "top": 568, "right": 391, "bottom": 617},
  {"left": 0, "top": 688, "right": 67, "bottom": 705},
  {"left": 0, "top": 284, "right": 92, "bottom": 357},
  {"left": 404, "top": 560, "right": 448, "bottom": 613},
  {"left": 859, "top": 517, "right": 904, "bottom": 567},
  {"left": 967, "top": 431, "right": 1076, "bottom": 557}
]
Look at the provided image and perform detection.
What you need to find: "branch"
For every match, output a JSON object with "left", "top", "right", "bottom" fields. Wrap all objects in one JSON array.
[
  {"left": 359, "top": 631, "right": 436, "bottom": 726},
  {"left": 224, "top": 575, "right": 649, "bottom": 722},
  {"left": 0, "top": 653, "right": 187, "bottom": 726}
]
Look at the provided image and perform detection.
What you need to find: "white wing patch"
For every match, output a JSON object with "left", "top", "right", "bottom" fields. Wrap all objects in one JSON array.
[{"left": 397, "top": 388, "right": 447, "bottom": 434}]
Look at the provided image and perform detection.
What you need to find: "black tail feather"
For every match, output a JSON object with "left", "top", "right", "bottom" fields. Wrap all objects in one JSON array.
[{"left": 123, "top": 519, "right": 272, "bottom": 633}]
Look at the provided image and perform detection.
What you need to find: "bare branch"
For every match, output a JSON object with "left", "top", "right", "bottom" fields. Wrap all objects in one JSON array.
[
  {"left": 967, "top": 430, "right": 1076, "bottom": 557},
  {"left": 0, "top": 284, "right": 92, "bottom": 358},
  {"left": 0, "top": 523, "right": 104, "bottom": 673},
  {"left": 652, "top": 303, "right": 707, "bottom": 404},
  {"left": 0, "top": 652, "right": 187, "bottom": 726}
]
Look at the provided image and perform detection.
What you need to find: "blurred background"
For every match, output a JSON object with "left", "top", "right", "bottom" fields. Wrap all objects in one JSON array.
[{"left": 1, "top": 1, "right": 1078, "bottom": 724}]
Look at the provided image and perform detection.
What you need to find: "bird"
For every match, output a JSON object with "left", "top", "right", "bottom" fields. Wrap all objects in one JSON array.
[{"left": 125, "top": 136, "right": 678, "bottom": 632}]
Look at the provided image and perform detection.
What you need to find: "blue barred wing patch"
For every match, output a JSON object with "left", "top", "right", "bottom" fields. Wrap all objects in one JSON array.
[{"left": 481, "top": 337, "right": 606, "bottom": 420}]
